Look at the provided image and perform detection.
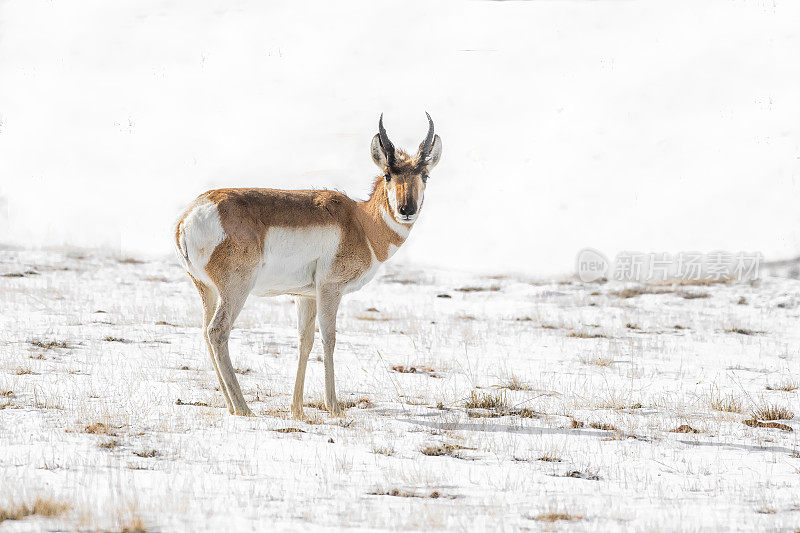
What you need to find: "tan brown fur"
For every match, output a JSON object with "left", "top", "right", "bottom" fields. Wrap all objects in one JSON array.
[{"left": 193, "top": 176, "right": 417, "bottom": 285}]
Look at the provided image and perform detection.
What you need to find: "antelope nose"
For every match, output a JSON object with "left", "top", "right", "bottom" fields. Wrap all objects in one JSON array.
[{"left": 398, "top": 204, "right": 416, "bottom": 216}]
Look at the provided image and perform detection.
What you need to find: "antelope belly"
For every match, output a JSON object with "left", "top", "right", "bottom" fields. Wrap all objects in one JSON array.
[{"left": 250, "top": 225, "right": 341, "bottom": 296}]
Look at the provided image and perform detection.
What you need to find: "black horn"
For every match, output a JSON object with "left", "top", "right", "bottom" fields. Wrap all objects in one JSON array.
[
  {"left": 418, "top": 112, "right": 435, "bottom": 159},
  {"left": 378, "top": 113, "right": 396, "bottom": 166}
]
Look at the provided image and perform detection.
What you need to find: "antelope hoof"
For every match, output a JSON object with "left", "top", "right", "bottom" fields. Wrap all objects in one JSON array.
[{"left": 234, "top": 405, "right": 255, "bottom": 417}]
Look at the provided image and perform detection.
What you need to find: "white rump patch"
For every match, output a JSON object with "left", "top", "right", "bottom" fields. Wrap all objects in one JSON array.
[{"left": 178, "top": 200, "right": 226, "bottom": 286}]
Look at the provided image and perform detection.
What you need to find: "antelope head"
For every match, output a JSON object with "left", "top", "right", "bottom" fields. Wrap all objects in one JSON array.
[{"left": 370, "top": 113, "right": 442, "bottom": 223}]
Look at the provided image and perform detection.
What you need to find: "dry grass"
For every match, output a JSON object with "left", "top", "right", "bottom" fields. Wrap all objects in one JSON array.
[
  {"left": 725, "top": 328, "right": 763, "bottom": 336},
  {"left": 2, "top": 270, "right": 39, "bottom": 278},
  {"left": 119, "top": 516, "right": 148, "bottom": 532},
  {"left": 681, "top": 292, "right": 710, "bottom": 300},
  {"left": 454, "top": 285, "right": 500, "bottom": 293},
  {"left": 99, "top": 439, "right": 120, "bottom": 450},
  {"left": 369, "top": 488, "right": 442, "bottom": 499},
  {"left": 709, "top": 392, "right": 744, "bottom": 413},
  {"left": 391, "top": 365, "right": 440, "bottom": 377},
  {"left": 656, "top": 277, "right": 734, "bottom": 287},
  {"left": 581, "top": 355, "right": 614, "bottom": 367},
  {"left": 421, "top": 443, "right": 475, "bottom": 457},
  {"left": 743, "top": 419, "right": 793, "bottom": 431},
  {"left": 610, "top": 286, "right": 673, "bottom": 299},
  {"left": 15, "top": 367, "right": 35, "bottom": 375},
  {"left": 372, "top": 446, "right": 395, "bottom": 456},
  {"left": 766, "top": 380, "right": 799, "bottom": 392},
  {"left": 117, "top": 257, "right": 145, "bottom": 264},
  {"left": 567, "top": 331, "right": 609, "bottom": 339},
  {"left": 497, "top": 375, "right": 532, "bottom": 391},
  {"left": 670, "top": 424, "right": 700, "bottom": 434},
  {"left": 530, "top": 512, "right": 582, "bottom": 522},
  {"left": 133, "top": 448, "right": 159, "bottom": 458},
  {"left": 29, "top": 339, "right": 72, "bottom": 350},
  {"left": 0, "top": 496, "right": 70, "bottom": 523},
  {"left": 538, "top": 451, "right": 561, "bottom": 462},
  {"left": 752, "top": 403, "right": 794, "bottom": 421},
  {"left": 304, "top": 397, "right": 372, "bottom": 411},
  {"left": 589, "top": 422, "right": 618, "bottom": 431},
  {"left": 465, "top": 390, "right": 508, "bottom": 410},
  {"left": 104, "top": 336, "right": 133, "bottom": 343},
  {"left": 83, "top": 422, "right": 117, "bottom": 435},
  {"left": 609, "top": 286, "right": 710, "bottom": 300},
  {"left": 175, "top": 398, "right": 210, "bottom": 407}
]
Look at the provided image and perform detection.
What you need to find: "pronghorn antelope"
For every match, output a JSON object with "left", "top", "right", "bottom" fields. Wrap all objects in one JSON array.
[{"left": 174, "top": 114, "right": 441, "bottom": 418}]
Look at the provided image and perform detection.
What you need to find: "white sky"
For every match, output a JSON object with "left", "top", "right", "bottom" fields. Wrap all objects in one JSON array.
[{"left": 1, "top": 0, "right": 799, "bottom": 274}]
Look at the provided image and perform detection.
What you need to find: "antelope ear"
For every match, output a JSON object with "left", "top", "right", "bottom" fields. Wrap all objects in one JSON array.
[
  {"left": 371, "top": 134, "right": 388, "bottom": 168},
  {"left": 423, "top": 134, "right": 442, "bottom": 169}
]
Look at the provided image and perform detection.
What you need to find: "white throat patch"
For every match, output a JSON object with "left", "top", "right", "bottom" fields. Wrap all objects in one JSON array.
[{"left": 380, "top": 205, "right": 411, "bottom": 239}]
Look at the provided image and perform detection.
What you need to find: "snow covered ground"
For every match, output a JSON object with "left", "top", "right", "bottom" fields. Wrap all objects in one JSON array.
[{"left": 1, "top": 248, "right": 799, "bottom": 531}]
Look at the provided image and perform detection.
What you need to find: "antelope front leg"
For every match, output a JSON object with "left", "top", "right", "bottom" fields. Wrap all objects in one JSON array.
[
  {"left": 291, "top": 296, "right": 316, "bottom": 419},
  {"left": 316, "top": 284, "right": 343, "bottom": 417}
]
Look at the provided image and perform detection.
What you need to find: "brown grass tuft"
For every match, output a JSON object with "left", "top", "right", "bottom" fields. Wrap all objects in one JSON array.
[
  {"left": 568, "top": 332, "right": 609, "bottom": 339},
  {"left": 670, "top": 424, "right": 700, "bottom": 434},
  {"left": 29, "top": 339, "right": 72, "bottom": 350},
  {"left": 589, "top": 422, "right": 618, "bottom": 431},
  {"left": 766, "top": 380, "right": 799, "bottom": 392},
  {"left": 391, "top": 365, "right": 440, "bottom": 377},
  {"left": 743, "top": 419, "right": 793, "bottom": 431},
  {"left": 465, "top": 390, "right": 508, "bottom": 410},
  {"left": 725, "top": 328, "right": 763, "bottom": 336},
  {"left": 455, "top": 285, "right": 500, "bottom": 293},
  {"left": 120, "top": 516, "right": 148, "bottom": 532},
  {"left": 581, "top": 355, "right": 614, "bottom": 366},
  {"left": 710, "top": 392, "right": 744, "bottom": 413},
  {"left": 84, "top": 422, "right": 117, "bottom": 435},
  {"left": 610, "top": 287, "right": 672, "bottom": 299},
  {"left": 104, "top": 336, "right": 133, "bottom": 343},
  {"left": 752, "top": 404, "right": 794, "bottom": 421},
  {"left": 421, "top": 443, "right": 474, "bottom": 457},
  {"left": 369, "top": 488, "right": 442, "bottom": 499},
  {"left": 538, "top": 451, "right": 561, "bottom": 462},
  {"left": 498, "top": 375, "right": 532, "bottom": 391},
  {"left": 681, "top": 291, "right": 710, "bottom": 300},
  {"left": 133, "top": 448, "right": 159, "bottom": 458},
  {"left": 0, "top": 497, "right": 70, "bottom": 523},
  {"left": 531, "top": 512, "right": 582, "bottom": 522}
]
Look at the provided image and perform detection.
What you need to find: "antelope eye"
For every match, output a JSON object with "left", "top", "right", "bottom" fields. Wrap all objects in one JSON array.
[
  {"left": 384, "top": 174, "right": 391, "bottom": 182},
  {"left": 421, "top": 174, "right": 429, "bottom": 183}
]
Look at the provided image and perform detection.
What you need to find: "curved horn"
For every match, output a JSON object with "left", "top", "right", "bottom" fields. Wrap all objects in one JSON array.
[
  {"left": 378, "top": 113, "right": 396, "bottom": 166},
  {"left": 418, "top": 112, "right": 435, "bottom": 158}
]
